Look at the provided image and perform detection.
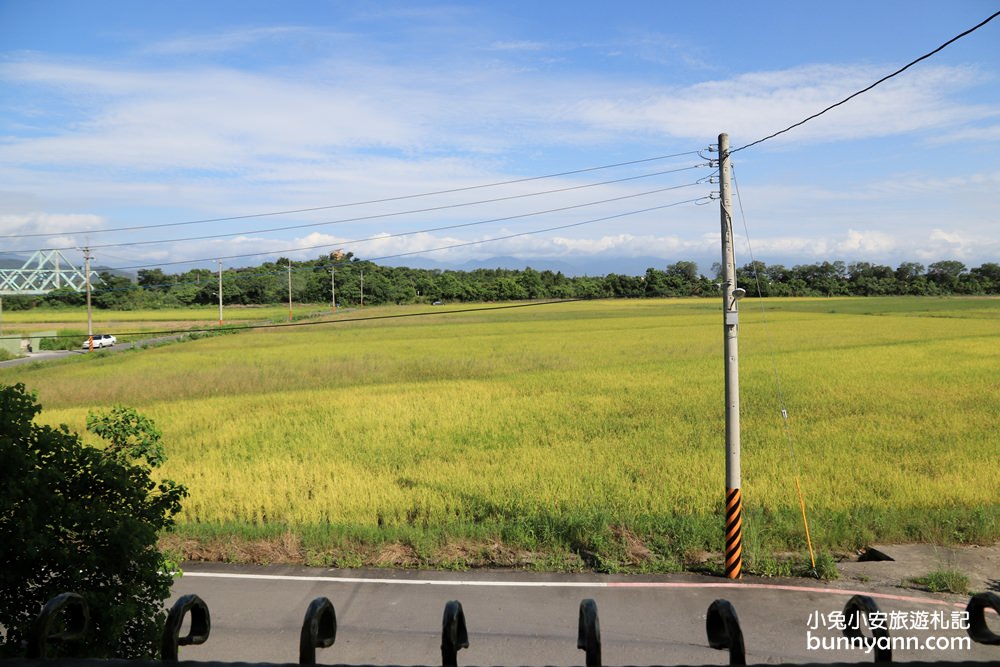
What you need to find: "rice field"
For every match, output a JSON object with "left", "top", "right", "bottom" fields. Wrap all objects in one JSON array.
[
  {"left": 4, "top": 297, "right": 999, "bottom": 572},
  {"left": 2, "top": 304, "right": 328, "bottom": 333}
]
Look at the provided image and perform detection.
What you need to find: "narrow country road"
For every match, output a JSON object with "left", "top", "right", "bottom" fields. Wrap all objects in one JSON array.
[{"left": 168, "top": 564, "right": 994, "bottom": 665}]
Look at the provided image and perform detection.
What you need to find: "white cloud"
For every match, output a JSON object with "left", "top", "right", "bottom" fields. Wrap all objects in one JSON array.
[
  {"left": 4, "top": 55, "right": 993, "bottom": 185},
  {"left": 572, "top": 64, "right": 995, "bottom": 146},
  {"left": 487, "top": 40, "right": 546, "bottom": 52},
  {"left": 1, "top": 39, "right": 997, "bottom": 271},
  {"left": 835, "top": 229, "right": 895, "bottom": 254},
  {"left": 927, "top": 123, "right": 1000, "bottom": 145},
  {"left": 143, "top": 26, "right": 316, "bottom": 55},
  {"left": 0, "top": 212, "right": 105, "bottom": 237},
  {"left": 0, "top": 61, "right": 419, "bottom": 172}
]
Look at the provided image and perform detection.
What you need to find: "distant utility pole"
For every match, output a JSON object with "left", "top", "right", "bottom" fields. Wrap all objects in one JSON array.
[
  {"left": 360, "top": 269, "right": 364, "bottom": 308},
  {"left": 331, "top": 266, "right": 337, "bottom": 312},
  {"left": 718, "top": 133, "right": 744, "bottom": 580},
  {"left": 217, "top": 260, "right": 224, "bottom": 325},
  {"left": 84, "top": 247, "right": 94, "bottom": 351},
  {"left": 287, "top": 260, "right": 293, "bottom": 322}
]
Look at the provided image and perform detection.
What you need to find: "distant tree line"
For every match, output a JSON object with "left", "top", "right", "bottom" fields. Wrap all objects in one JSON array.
[{"left": 7, "top": 254, "right": 1000, "bottom": 310}]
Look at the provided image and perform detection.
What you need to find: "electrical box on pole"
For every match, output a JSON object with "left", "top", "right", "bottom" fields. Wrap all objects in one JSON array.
[{"left": 718, "top": 133, "right": 743, "bottom": 580}]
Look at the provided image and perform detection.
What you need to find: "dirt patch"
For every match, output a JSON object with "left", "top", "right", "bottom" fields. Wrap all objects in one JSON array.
[
  {"left": 161, "top": 531, "right": 304, "bottom": 565},
  {"left": 163, "top": 534, "right": 544, "bottom": 570},
  {"left": 610, "top": 526, "right": 654, "bottom": 565},
  {"left": 374, "top": 543, "right": 420, "bottom": 567},
  {"left": 434, "top": 538, "right": 539, "bottom": 568}
]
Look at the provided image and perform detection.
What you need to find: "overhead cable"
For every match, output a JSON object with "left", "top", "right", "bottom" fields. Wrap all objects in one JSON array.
[
  {"left": 0, "top": 299, "right": 585, "bottom": 342},
  {"left": 84, "top": 185, "right": 705, "bottom": 293},
  {"left": 1, "top": 151, "right": 702, "bottom": 239},
  {"left": 18, "top": 164, "right": 706, "bottom": 253},
  {"left": 733, "top": 9, "right": 1000, "bottom": 153},
  {"left": 99, "top": 195, "right": 708, "bottom": 272}
]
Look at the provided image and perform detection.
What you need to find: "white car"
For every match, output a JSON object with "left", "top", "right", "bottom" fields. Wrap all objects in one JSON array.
[{"left": 82, "top": 334, "right": 117, "bottom": 349}]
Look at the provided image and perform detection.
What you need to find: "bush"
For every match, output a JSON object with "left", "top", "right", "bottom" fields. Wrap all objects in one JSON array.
[
  {"left": 40, "top": 329, "right": 86, "bottom": 351},
  {"left": 0, "top": 384, "right": 187, "bottom": 658}
]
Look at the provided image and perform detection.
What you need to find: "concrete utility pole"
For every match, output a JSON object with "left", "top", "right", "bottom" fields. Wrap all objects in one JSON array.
[
  {"left": 331, "top": 266, "right": 336, "bottom": 311},
  {"left": 217, "top": 260, "right": 224, "bottom": 325},
  {"left": 287, "top": 260, "right": 293, "bottom": 322},
  {"left": 360, "top": 269, "right": 364, "bottom": 308},
  {"left": 84, "top": 247, "right": 94, "bottom": 351},
  {"left": 718, "top": 133, "right": 744, "bottom": 580}
]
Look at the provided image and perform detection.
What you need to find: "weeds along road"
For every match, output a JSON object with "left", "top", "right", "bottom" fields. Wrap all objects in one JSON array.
[
  {"left": 0, "top": 333, "right": 193, "bottom": 369},
  {"left": 169, "top": 565, "right": 995, "bottom": 665}
]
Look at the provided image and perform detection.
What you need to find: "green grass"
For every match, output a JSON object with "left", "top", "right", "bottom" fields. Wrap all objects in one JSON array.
[
  {"left": 908, "top": 569, "right": 971, "bottom": 595},
  {"left": 2, "top": 304, "right": 315, "bottom": 325},
  {"left": 5, "top": 297, "right": 999, "bottom": 572}
]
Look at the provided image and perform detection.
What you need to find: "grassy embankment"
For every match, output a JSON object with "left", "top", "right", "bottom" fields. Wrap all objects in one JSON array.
[
  {"left": 3, "top": 304, "right": 330, "bottom": 349},
  {"left": 4, "top": 297, "right": 998, "bottom": 574}
]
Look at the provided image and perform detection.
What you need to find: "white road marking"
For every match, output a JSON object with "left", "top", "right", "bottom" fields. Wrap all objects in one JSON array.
[{"left": 180, "top": 571, "right": 969, "bottom": 608}]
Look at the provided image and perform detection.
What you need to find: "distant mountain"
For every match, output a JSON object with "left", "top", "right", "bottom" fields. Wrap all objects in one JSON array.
[
  {"left": 0, "top": 252, "right": 133, "bottom": 279},
  {"left": 0, "top": 253, "right": 30, "bottom": 270},
  {"left": 459, "top": 256, "right": 583, "bottom": 275}
]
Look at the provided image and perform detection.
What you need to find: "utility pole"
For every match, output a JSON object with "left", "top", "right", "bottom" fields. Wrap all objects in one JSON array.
[
  {"left": 718, "top": 133, "right": 744, "bottom": 580},
  {"left": 287, "top": 260, "right": 293, "bottom": 322},
  {"left": 84, "top": 247, "right": 94, "bottom": 351},
  {"left": 217, "top": 260, "right": 224, "bottom": 325},
  {"left": 360, "top": 269, "right": 364, "bottom": 308},
  {"left": 331, "top": 266, "right": 336, "bottom": 312}
]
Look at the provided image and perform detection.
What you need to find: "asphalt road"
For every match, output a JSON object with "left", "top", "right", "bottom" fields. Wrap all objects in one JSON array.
[
  {"left": 0, "top": 334, "right": 186, "bottom": 368},
  {"left": 168, "top": 565, "right": 996, "bottom": 665}
]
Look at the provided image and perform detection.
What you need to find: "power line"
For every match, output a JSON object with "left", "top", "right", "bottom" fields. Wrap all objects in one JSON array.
[
  {"left": 16, "top": 164, "right": 707, "bottom": 253},
  {"left": 80, "top": 181, "right": 705, "bottom": 293},
  {"left": 2, "top": 298, "right": 586, "bottom": 341},
  {"left": 733, "top": 9, "right": 1000, "bottom": 153},
  {"left": 0, "top": 151, "right": 702, "bottom": 240},
  {"left": 79, "top": 179, "right": 704, "bottom": 256},
  {"left": 336, "top": 196, "right": 707, "bottom": 268},
  {"left": 100, "top": 191, "right": 710, "bottom": 271},
  {"left": 75, "top": 192, "right": 706, "bottom": 295}
]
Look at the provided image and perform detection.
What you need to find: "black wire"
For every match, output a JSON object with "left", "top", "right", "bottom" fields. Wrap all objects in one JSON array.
[
  {"left": 18, "top": 164, "right": 706, "bottom": 253},
  {"left": 90, "top": 179, "right": 702, "bottom": 254},
  {"left": 99, "top": 193, "right": 709, "bottom": 271},
  {"left": 1, "top": 151, "right": 702, "bottom": 240},
  {"left": 3, "top": 299, "right": 585, "bottom": 341},
  {"left": 733, "top": 9, "right": 1000, "bottom": 153},
  {"left": 338, "top": 196, "right": 706, "bottom": 267},
  {"left": 80, "top": 183, "right": 704, "bottom": 294},
  {"left": 54, "top": 186, "right": 706, "bottom": 295}
]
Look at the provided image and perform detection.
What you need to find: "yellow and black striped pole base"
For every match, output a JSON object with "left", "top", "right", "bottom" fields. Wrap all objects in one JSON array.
[{"left": 725, "top": 487, "right": 743, "bottom": 579}]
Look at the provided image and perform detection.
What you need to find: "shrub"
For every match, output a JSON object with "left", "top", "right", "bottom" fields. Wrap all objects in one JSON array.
[{"left": 0, "top": 384, "right": 187, "bottom": 658}]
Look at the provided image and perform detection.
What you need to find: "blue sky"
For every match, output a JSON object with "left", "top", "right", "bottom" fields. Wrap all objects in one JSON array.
[{"left": 1, "top": 1, "right": 998, "bottom": 275}]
